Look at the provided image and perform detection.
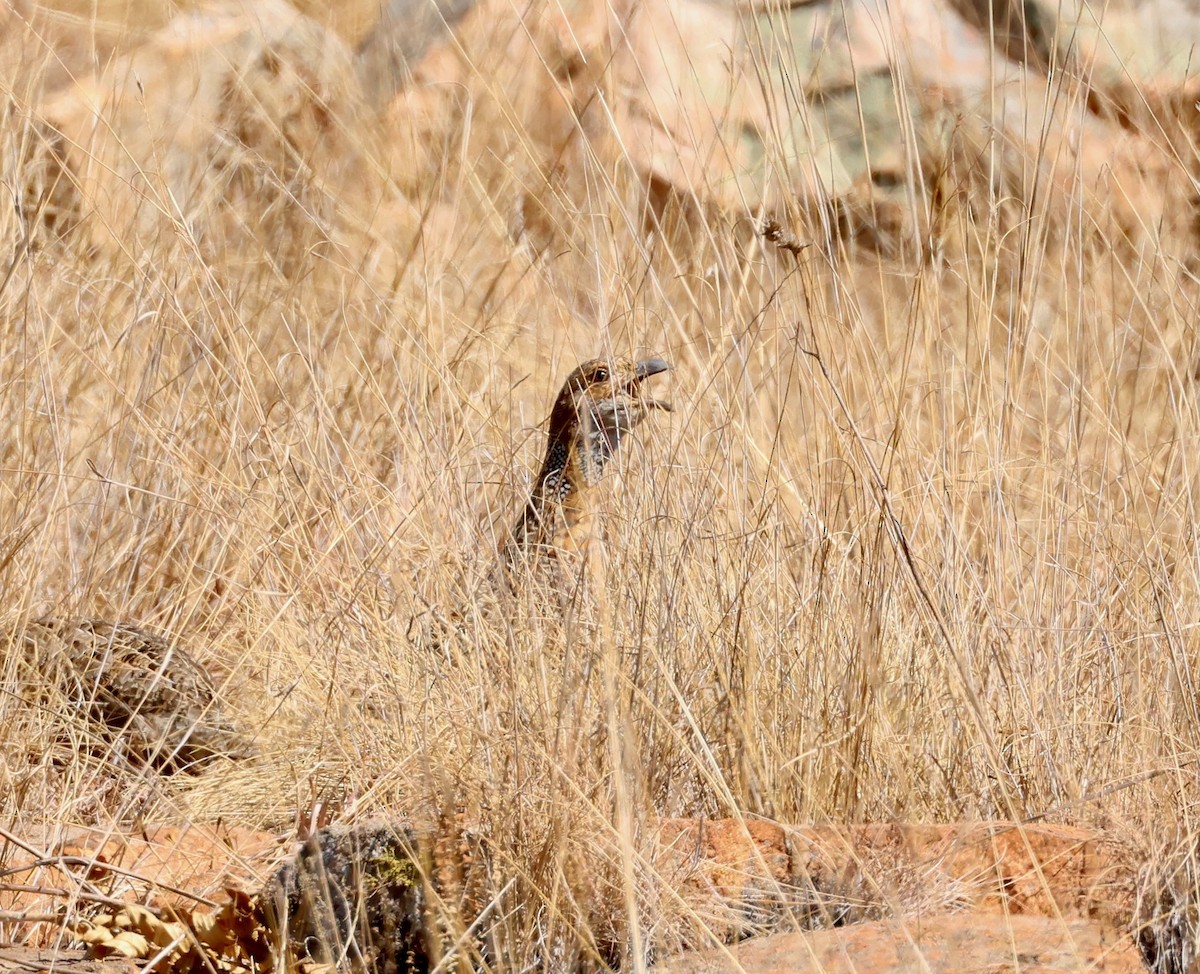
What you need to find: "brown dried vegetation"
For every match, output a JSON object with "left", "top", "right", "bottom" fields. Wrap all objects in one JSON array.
[{"left": 4, "top": 0, "right": 1200, "bottom": 971}]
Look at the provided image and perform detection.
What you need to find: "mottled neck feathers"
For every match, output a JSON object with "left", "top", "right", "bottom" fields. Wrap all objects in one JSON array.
[{"left": 505, "top": 357, "right": 670, "bottom": 569}]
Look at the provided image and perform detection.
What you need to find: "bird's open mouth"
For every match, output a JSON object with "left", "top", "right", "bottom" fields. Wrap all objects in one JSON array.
[{"left": 632, "top": 357, "right": 672, "bottom": 412}]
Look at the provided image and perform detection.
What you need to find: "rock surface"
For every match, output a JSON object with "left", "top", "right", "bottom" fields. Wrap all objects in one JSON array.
[
  {"left": 0, "top": 948, "right": 136, "bottom": 974},
  {"left": 382, "top": 0, "right": 1198, "bottom": 257},
  {"left": 29, "top": 0, "right": 368, "bottom": 265},
  {"left": 654, "top": 819, "right": 1136, "bottom": 939},
  {"left": 355, "top": 0, "right": 477, "bottom": 105},
  {"left": 259, "top": 817, "right": 1151, "bottom": 973},
  {"left": 650, "top": 914, "right": 1147, "bottom": 974}
]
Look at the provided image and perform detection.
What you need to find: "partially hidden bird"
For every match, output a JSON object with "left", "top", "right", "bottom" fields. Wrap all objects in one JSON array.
[
  {"left": 504, "top": 355, "right": 671, "bottom": 573},
  {"left": 7, "top": 618, "right": 243, "bottom": 772}
]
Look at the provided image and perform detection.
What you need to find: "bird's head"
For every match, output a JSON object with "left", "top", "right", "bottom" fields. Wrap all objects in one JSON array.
[{"left": 544, "top": 356, "right": 671, "bottom": 487}]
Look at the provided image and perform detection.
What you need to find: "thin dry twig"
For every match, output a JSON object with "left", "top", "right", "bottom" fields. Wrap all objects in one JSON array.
[{"left": 759, "top": 218, "right": 811, "bottom": 258}]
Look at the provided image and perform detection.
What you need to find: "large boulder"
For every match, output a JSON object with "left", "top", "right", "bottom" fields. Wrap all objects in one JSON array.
[
  {"left": 377, "top": 0, "right": 1200, "bottom": 256},
  {"left": 355, "top": 0, "right": 478, "bottom": 106},
  {"left": 28, "top": 0, "right": 369, "bottom": 270}
]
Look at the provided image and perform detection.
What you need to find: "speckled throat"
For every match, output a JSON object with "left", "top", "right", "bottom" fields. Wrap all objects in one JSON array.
[{"left": 505, "top": 357, "right": 670, "bottom": 568}]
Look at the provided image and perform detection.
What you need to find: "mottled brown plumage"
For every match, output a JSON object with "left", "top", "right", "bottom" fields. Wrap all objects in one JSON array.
[
  {"left": 504, "top": 356, "right": 671, "bottom": 571},
  {"left": 10, "top": 619, "right": 243, "bottom": 771}
]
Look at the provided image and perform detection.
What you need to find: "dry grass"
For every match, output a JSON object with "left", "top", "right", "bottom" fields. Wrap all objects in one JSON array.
[{"left": 3, "top": 0, "right": 1200, "bottom": 969}]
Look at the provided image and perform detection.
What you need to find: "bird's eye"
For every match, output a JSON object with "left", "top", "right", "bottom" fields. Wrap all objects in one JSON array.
[{"left": 593, "top": 367, "right": 608, "bottom": 382}]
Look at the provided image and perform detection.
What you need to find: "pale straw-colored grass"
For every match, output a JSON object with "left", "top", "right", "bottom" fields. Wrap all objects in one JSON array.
[{"left": 2, "top": 0, "right": 1199, "bottom": 967}]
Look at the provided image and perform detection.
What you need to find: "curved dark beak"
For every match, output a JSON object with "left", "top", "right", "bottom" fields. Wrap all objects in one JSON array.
[
  {"left": 635, "top": 357, "right": 671, "bottom": 380},
  {"left": 633, "top": 357, "right": 671, "bottom": 411}
]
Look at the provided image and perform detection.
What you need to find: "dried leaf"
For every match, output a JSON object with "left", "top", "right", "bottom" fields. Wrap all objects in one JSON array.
[{"left": 95, "top": 930, "right": 152, "bottom": 958}]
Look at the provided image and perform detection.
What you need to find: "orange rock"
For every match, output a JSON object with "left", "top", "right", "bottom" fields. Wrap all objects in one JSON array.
[
  {"left": 654, "top": 819, "right": 1136, "bottom": 942},
  {"left": 0, "top": 824, "right": 280, "bottom": 948},
  {"left": 650, "top": 915, "right": 1147, "bottom": 974},
  {"left": 60, "top": 824, "right": 279, "bottom": 903},
  {"left": 802, "top": 822, "right": 1133, "bottom": 923},
  {"left": 656, "top": 818, "right": 795, "bottom": 940}
]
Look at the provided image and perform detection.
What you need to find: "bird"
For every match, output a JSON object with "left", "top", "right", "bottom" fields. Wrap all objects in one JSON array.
[
  {"left": 408, "top": 356, "right": 671, "bottom": 649},
  {"left": 504, "top": 355, "right": 671, "bottom": 574},
  {"left": 8, "top": 618, "right": 244, "bottom": 772}
]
